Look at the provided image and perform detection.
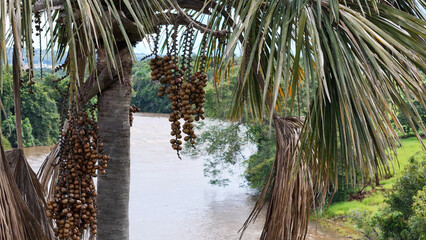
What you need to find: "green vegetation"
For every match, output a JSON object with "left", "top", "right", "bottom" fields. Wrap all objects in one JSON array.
[
  {"left": 396, "top": 100, "right": 426, "bottom": 137},
  {"left": 244, "top": 124, "right": 275, "bottom": 191},
  {"left": 131, "top": 61, "right": 171, "bottom": 113},
  {"left": 1, "top": 136, "right": 11, "bottom": 150},
  {"left": 184, "top": 122, "right": 248, "bottom": 186},
  {"left": 325, "top": 139, "right": 425, "bottom": 218},
  {"left": 372, "top": 154, "right": 425, "bottom": 240},
  {"left": 318, "top": 140, "right": 426, "bottom": 239},
  {"left": 0, "top": 58, "right": 423, "bottom": 238},
  {"left": 0, "top": 68, "right": 65, "bottom": 147}
]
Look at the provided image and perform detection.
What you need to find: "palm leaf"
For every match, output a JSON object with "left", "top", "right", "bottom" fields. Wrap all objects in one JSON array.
[
  {"left": 0, "top": 135, "right": 50, "bottom": 240},
  {"left": 6, "top": 149, "right": 54, "bottom": 239},
  {"left": 200, "top": 1, "right": 426, "bottom": 239}
]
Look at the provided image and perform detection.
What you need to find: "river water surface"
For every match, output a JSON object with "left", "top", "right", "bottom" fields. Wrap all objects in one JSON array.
[{"left": 25, "top": 113, "right": 341, "bottom": 240}]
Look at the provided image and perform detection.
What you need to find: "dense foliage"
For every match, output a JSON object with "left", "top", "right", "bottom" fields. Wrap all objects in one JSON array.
[
  {"left": 131, "top": 61, "right": 171, "bottom": 113},
  {"left": 0, "top": 68, "right": 64, "bottom": 147},
  {"left": 184, "top": 122, "right": 249, "bottom": 186},
  {"left": 243, "top": 124, "right": 275, "bottom": 191},
  {"left": 372, "top": 152, "right": 426, "bottom": 240},
  {"left": 396, "top": 100, "right": 426, "bottom": 137}
]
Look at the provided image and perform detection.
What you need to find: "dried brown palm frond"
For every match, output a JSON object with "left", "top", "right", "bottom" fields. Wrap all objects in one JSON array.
[
  {"left": 6, "top": 148, "right": 54, "bottom": 239},
  {"left": 37, "top": 142, "right": 60, "bottom": 201},
  {"left": 0, "top": 137, "right": 50, "bottom": 240},
  {"left": 240, "top": 116, "right": 315, "bottom": 240}
]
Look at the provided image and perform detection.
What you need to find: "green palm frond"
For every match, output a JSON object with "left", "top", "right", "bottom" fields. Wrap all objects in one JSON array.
[
  {"left": 210, "top": 0, "right": 426, "bottom": 179},
  {"left": 201, "top": 1, "right": 426, "bottom": 238}
]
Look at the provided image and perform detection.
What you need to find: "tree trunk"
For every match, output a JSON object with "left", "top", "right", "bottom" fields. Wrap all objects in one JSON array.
[
  {"left": 97, "top": 47, "right": 132, "bottom": 240},
  {"left": 375, "top": 173, "right": 380, "bottom": 187}
]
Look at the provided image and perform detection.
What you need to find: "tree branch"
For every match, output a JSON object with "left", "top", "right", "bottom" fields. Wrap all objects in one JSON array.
[
  {"left": 34, "top": 0, "right": 63, "bottom": 12},
  {"left": 153, "top": 13, "right": 230, "bottom": 37},
  {"left": 79, "top": 47, "right": 132, "bottom": 103},
  {"left": 35, "top": 0, "right": 210, "bottom": 14}
]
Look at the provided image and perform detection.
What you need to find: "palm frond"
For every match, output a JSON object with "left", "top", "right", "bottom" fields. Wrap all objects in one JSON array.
[
  {"left": 6, "top": 149, "right": 54, "bottom": 239},
  {"left": 0, "top": 136, "right": 49, "bottom": 240},
  {"left": 211, "top": 0, "right": 426, "bottom": 185},
  {"left": 0, "top": 1, "right": 424, "bottom": 240},
  {"left": 37, "top": 142, "right": 60, "bottom": 202},
  {"left": 201, "top": 1, "right": 426, "bottom": 239}
]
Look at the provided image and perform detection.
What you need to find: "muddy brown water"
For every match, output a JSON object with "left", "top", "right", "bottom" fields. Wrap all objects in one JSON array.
[{"left": 25, "top": 113, "right": 341, "bottom": 240}]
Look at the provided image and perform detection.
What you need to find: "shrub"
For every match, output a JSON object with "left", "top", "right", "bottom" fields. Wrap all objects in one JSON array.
[
  {"left": 408, "top": 187, "right": 426, "bottom": 240},
  {"left": 243, "top": 124, "right": 275, "bottom": 191},
  {"left": 373, "top": 152, "right": 425, "bottom": 240}
]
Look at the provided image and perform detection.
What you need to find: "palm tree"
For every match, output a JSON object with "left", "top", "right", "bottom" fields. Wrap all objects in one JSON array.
[{"left": 0, "top": 0, "right": 425, "bottom": 240}]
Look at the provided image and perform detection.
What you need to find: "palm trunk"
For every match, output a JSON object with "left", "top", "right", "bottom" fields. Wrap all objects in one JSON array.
[{"left": 97, "top": 47, "right": 132, "bottom": 240}]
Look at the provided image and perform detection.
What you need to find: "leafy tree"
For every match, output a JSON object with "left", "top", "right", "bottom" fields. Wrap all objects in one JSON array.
[
  {"left": 21, "top": 118, "right": 35, "bottom": 147},
  {"left": 373, "top": 152, "right": 426, "bottom": 240},
  {"left": 243, "top": 124, "right": 275, "bottom": 191},
  {"left": 38, "top": 71, "right": 70, "bottom": 113},
  {"left": 397, "top": 100, "right": 426, "bottom": 136},
  {"left": 184, "top": 122, "right": 249, "bottom": 186},
  {"left": 2, "top": 116, "right": 35, "bottom": 148},
  {"left": 409, "top": 187, "right": 426, "bottom": 240},
  {"left": 203, "top": 65, "right": 239, "bottom": 119},
  {"left": 131, "top": 61, "right": 171, "bottom": 113},
  {"left": 386, "top": 153, "right": 425, "bottom": 217},
  {"left": 0, "top": 68, "right": 61, "bottom": 146},
  {"left": 1, "top": 136, "right": 12, "bottom": 150},
  {"left": 20, "top": 83, "right": 60, "bottom": 145}
]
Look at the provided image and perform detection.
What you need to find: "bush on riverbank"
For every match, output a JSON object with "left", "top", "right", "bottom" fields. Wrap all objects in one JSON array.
[
  {"left": 1, "top": 136, "right": 11, "bottom": 150},
  {"left": 244, "top": 124, "right": 275, "bottom": 191},
  {"left": 372, "top": 152, "right": 425, "bottom": 240},
  {"left": 322, "top": 146, "right": 426, "bottom": 239}
]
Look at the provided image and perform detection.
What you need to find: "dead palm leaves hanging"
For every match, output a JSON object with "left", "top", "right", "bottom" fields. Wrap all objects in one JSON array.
[
  {"left": 6, "top": 148, "right": 54, "bottom": 239},
  {"left": 0, "top": 137, "right": 52, "bottom": 240},
  {"left": 37, "top": 142, "right": 61, "bottom": 201},
  {"left": 241, "top": 117, "right": 315, "bottom": 240}
]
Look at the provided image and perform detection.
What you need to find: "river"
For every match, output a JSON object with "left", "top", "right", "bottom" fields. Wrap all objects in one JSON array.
[{"left": 24, "top": 113, "right": 341, "bottom": 240}]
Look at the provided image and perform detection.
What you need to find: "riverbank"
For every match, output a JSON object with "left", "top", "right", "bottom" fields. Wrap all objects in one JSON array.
[{"left": 314, "top": 137, "right": 425, "bottom": 239}]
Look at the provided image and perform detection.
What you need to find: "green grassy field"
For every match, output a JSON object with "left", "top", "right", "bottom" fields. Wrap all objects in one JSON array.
[{"left": 314, "top": 137, "right": 425, "bottom": 238}]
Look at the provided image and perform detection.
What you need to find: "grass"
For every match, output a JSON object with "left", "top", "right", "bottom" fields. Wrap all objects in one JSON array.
[{"left": 316, "top": 137, "right": 425, "bottom": 238}]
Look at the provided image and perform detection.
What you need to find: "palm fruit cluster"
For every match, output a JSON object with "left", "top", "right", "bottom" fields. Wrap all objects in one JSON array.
[
  {"left": 129, "top": 105, "right": 141, "bottom": 127},
  {"left": 150, "top": 55, "right": 184, "bottom": 152},
  {"left": 46, "top": 104, "right": 109, "bottom": 240},
  {"left": 149, "top": 25, "right": 208, "bottom": 154},
  {"left": 26, "top": 11, "right": 43, "bottom": 94}
]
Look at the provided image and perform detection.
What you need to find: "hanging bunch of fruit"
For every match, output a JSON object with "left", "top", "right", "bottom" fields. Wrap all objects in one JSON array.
[
  {"left": 46, "top": 81, "right": 110, "bottom": 239},
  {"left": 129, "top": 105, "right": 141, "bottom": 127},
  {"left": 150, "top": 24, "right": 208, "bottom": 156}
]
